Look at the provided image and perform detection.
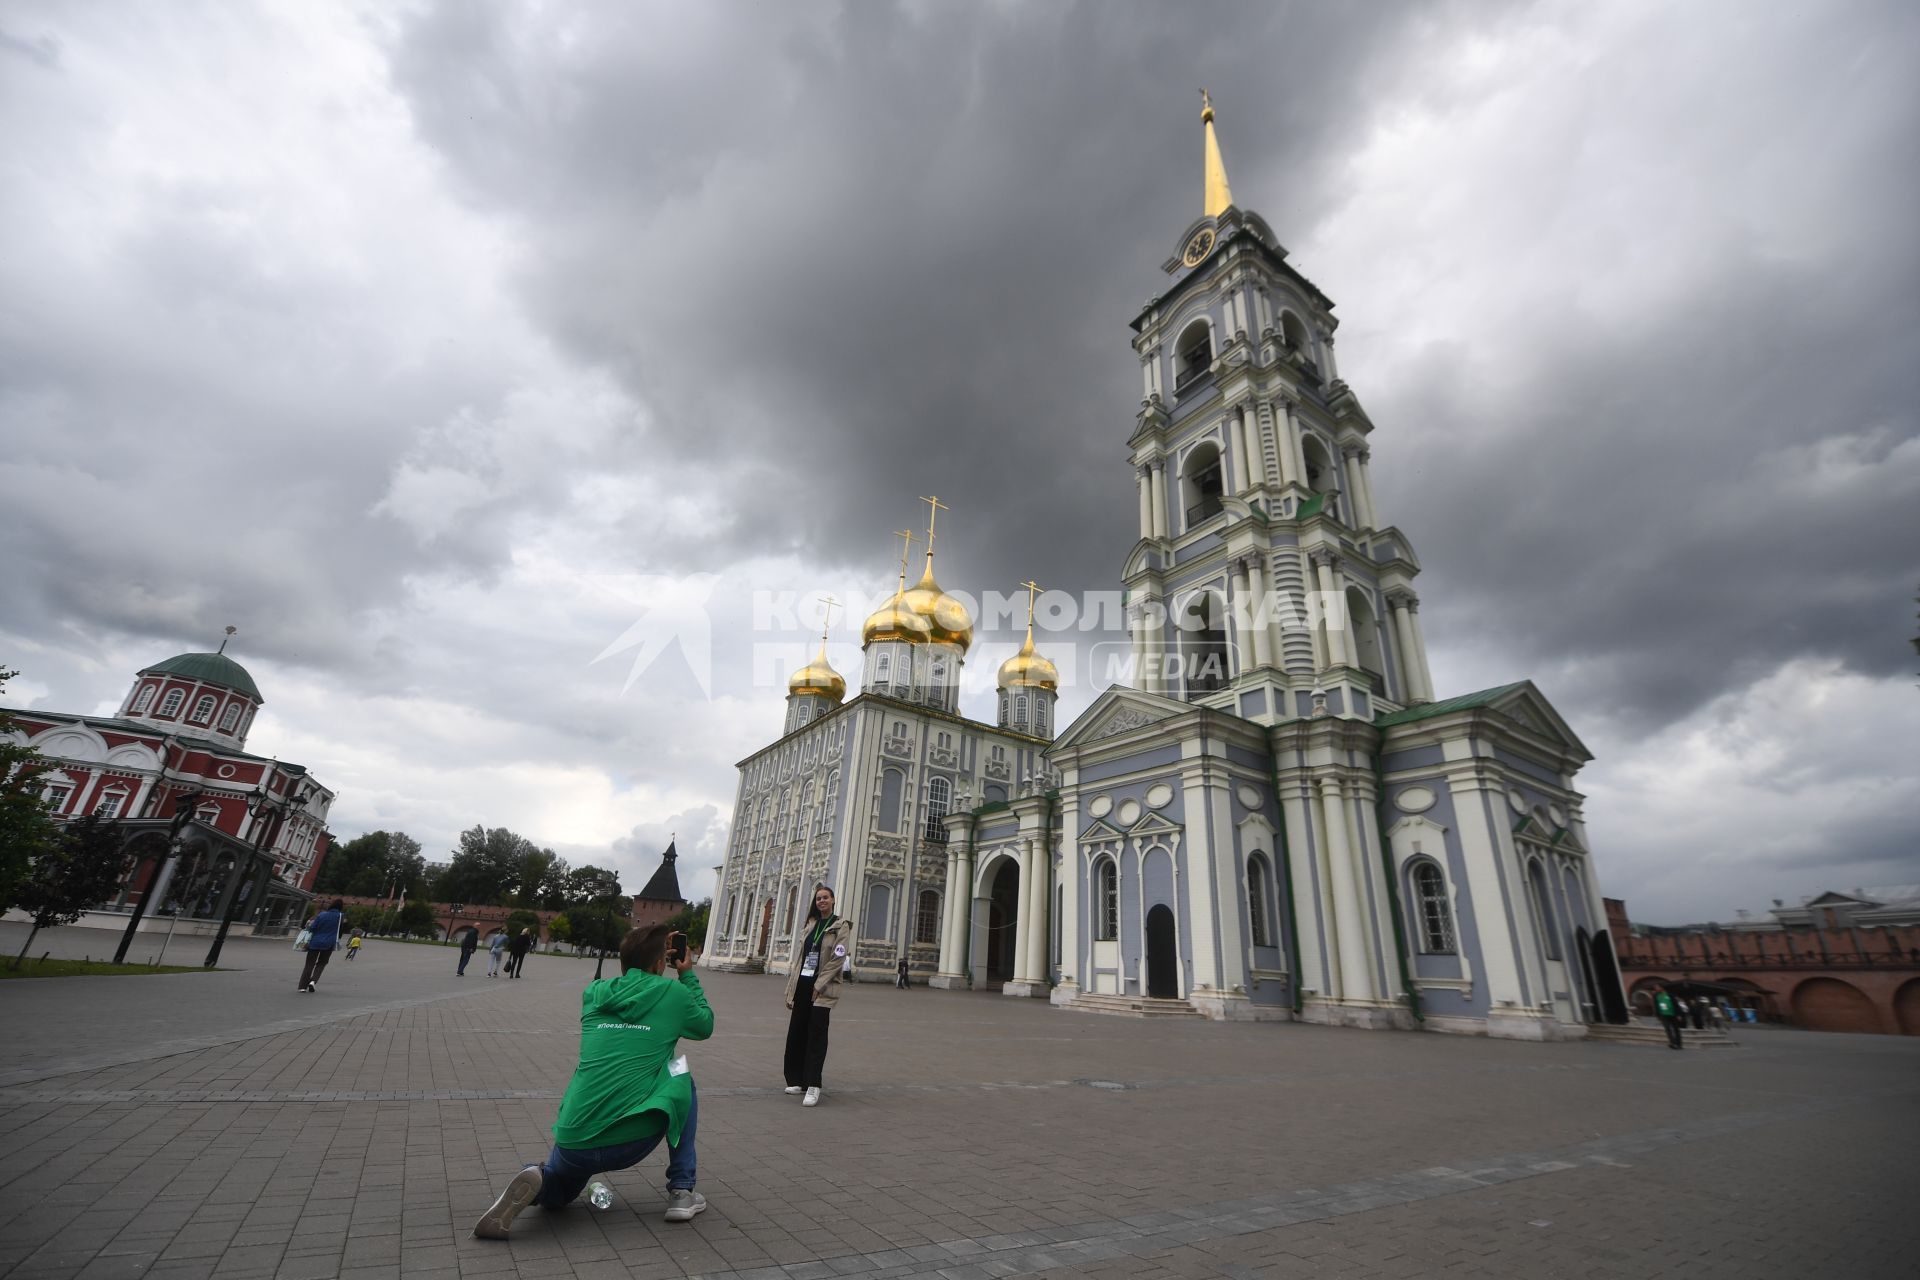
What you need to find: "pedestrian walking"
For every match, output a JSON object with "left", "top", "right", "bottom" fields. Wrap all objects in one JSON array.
[
  {"left": 508, "top": 927, "right": 533, "bottom": 978},
  {"left": 457, "top": 927, "right": 479, "bottom": 976},
  {"left": 1653, "top": 987, "right": 1684, "bottom": 1049},
  {"left": 782, "top": 885, "right": 852, "bottom": 1107},
  {"left": 473, "top": 925, "right": 713, "bottom": 1240},
  {"left": 1689, "top": 995, "right": 1706, "bottom": 1031},
  {"left": 346, "top": 931, "right": 362, "bottom": 961},
  {"left": 895, "top": 957, "right": 909, "bottom": 989},
  {"left": 297, "top": 899, "right": 346, "bottom": 993},
  {"left": 488, "top": 930, "right": 507, "bottom": 977}
]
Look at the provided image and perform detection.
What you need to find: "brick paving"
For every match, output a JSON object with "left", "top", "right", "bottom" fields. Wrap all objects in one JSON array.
[{"left": 0, "top": 924, "right": 1916, "bottom": 1279}]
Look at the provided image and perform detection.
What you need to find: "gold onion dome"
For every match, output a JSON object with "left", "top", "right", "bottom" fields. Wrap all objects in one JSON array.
[
  {"left": 998, "top": 627, "right": 1058, "bottom": 691},
  {"left": 862, "top": 591, "right": 933, "bottom": 645},
  {"left": 901, "top": 561, "right": 974, "bottom": 650},
  {"left": 787, "top": 642, "right": 846, "bottom": 702}
]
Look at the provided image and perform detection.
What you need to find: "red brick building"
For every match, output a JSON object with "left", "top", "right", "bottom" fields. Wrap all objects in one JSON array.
[
  {"left": 1607, "top": 894, "right": 1920, "bottom": 1035},
  {"left": 3, "top": 647, "right": 337, "bottom": 937}
]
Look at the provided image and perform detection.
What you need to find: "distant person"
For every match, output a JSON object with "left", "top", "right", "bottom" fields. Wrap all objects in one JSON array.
[
  {"left": 508, "top": 928, "right": 534, "bottom": 978},
  {"left": 473, "top": 924, "right": 712, "bottom": 1239},
  {"left": 1653, "top": 988, "right": 1684, "bottom": 1049},
  {"left": 488, "top": 930, "right": 507, "bottom": 977},
  {"left": 458, "top": 927, "right": 480, "bottom": 976},
  {"left": 1689, "top": 996, "right": 1706, "bottom": 1031},
  {"left": 297, "top": 900, "right": 346, "bottom": 993},
  {"left": 346, "top": 931, "right": 362, "bottom": 961},
  {"left": 895, "top": 957, "right": 910, "bottom": 990},
  {"left": 783, "top": 885, "right": 852, "bottom": 1107}
]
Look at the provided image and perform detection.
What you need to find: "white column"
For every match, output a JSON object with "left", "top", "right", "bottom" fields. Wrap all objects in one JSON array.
[
  {"left": 1229, "top": 409, "right": 1250, "bottom": 494},
  {"left": 1390, "top": 597, "right": 1427, "bottom": 703},
  {"left": 1329, "top": 560, "right": 1359, "bottom": 668},
  {"left": 1321, "top": 334, "right": 1340, "bottom": 382},
  {"left": 1024, "top": 836, "right": 1050, "bottom": 984},
  {"left": 1230, "top": 561, "right": 1252, "bottom": 677},
  {"left": 1356, "top": 448, "right": 1380, "bottom": 528},
  {"left": 1137, "top": 468, "right": 1152, "bottom": 539},
  {"left": 1278, "top": 788, "right": 1328, "bottom": 996},
  {"left": 937, "top": 847, "right": 966, "bottom": 977},
  {"left": 1342, "top": 446, "right": 1373, "bottom": 529},
  {"left": 1406, "top": 599, "right": 1434, "bottom": 697},
  {"left": 1311, "top": 552, "right": 1338, "bottom": 673},
  {"left": 1055, "top": 816, "right": 1080, "bottom": 996},
  {"left": 1245, "top": 554, "right": 1273, "bottom": 671},
  {"left": 1283, "top": 401, "right": 1309, "bottom": 493},
  {"left": 1319, "top": 776, "right": 1370, "bottom": 1003},
  {"left": 1149, "top": 463, "right": 1168, "bottom": 539}
]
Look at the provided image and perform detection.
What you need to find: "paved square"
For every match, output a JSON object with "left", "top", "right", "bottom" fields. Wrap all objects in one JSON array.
[{"left": 2, "top": 924, "right": 1916, "bottom": 1279}]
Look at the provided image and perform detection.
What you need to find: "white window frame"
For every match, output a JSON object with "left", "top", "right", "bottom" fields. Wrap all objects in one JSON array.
[
  {"left": 1412, "top": 859, "right": 1456, "bottom": 954},
  {"left": 1095, "top": 857, "right": 1120, "bottom": 941},
  {"left": 189, "top": 694, "right": 216, "bottom": 724},
  {"left": 158, "top": 689, "right": 185, "bottom": 718},
  {"left": 1247, "top": 856, "right": 1271, "bottom": 948}
]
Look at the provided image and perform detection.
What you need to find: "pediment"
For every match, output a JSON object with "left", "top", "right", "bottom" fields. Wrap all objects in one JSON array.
[
  {"left": 1052, "top": 685, "right": 1188, "bottom": 752},
  {"left": 1079, "top": 817, "right": 1127, "bottom": 843},
  {"left": 1805, "top": 890, "right": 1877, "bottom": 907},
  {"left": 1486, "top": 683, "right": 1592, "bottom": 762}
]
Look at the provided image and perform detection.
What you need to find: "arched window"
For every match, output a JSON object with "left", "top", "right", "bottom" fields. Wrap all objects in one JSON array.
[
  {"left": 1346, "top": 586, "right": 1385, "bottom": 684},
  {"left": 1173, "top": 318, "right": 1212, "bottom": 390},
  {"left": 219, "top": 702, "right": 242, "bottom": 732},
  {"left": 158, "top": 689, "right": 184, "bottom": 718},
  {"left": 876, "top": 653, "right": 891, "bottom": 683},
  {"left": 795, "top": 780, "right": 814, "bottom": 842},
  {"left": 723, "top": 895, "right": 738, "bottom": 938},
  {"left": 998, "top": 691, "right": 1010, "bottom": 726},
  {"left": 819, "top": 770, "right": 840, "bottom": 834},
  {"left": 1095, "top": 857, "right": 1120, "bottom": 941},
  {"left": 1412, "top": 861, "right": 1455, "bottom": 954},
  {"left": 924, "top": 776, "right": 951, "bottom": 841},
  {"left": 784, "top": 885, "right": 799, "bottom": 934},
  {"left": 1181, "top": 441, "right": 1225, "bottom": 526},
  {"left": 1247, "top": 856, "right": 1271, "bottom": 947},
  {"left": 1279, "top": 310, "right": 1310, "bottom": 356},
  {"left": 1300, "top": 434, "right": 1345, "bottom": 523},
  {"left": 93, "top": 786, "right": 130, "bottom": 820},
  {"left": 879, "top": 769, "right": 905, "bottom": 833},
  {"left": 1033, "top": 699, "right": 1048, "bottom": 736},
  {"left": 190, "top": 694, "right": 216, "bottom": 724},
  {"left": 1014, "top": 694, "right": 1030, "bottom": 731},
  {"left": 914, "top": 889, "right": 940, "bottom": 945},
  {"left": 132, "top": 685, "right": 156, "bottom": 714},
  {"left": 1181, "top": 592, "right": 1231, "bottom": 695}
]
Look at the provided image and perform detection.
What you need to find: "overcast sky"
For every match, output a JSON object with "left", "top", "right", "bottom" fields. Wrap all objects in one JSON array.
[{"left": 2, "top": 1, "right": 1915, "bottom": 926}]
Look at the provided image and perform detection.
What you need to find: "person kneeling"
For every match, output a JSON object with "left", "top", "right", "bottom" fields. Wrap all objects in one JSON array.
[{"left": 474, "top": 924, "right": 712, "bottom": 1238}]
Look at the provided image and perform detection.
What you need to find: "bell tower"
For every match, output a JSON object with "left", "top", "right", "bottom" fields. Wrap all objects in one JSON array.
[{"left": 1122, "top": 95, "right": 1434, "bottom": 723}]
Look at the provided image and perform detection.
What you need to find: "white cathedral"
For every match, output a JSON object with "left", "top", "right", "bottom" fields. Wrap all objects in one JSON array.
[{"left": 704, "top": 100, "right": 1630, "bottom": 1040}]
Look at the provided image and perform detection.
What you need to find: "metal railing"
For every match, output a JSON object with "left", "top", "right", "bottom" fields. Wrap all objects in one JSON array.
[{"left": 1186, "top": 494, "right": 1223, "bottom": 524}]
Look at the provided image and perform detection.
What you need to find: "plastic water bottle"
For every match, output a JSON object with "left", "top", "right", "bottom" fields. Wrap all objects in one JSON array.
[{"left": 587, "top": 1180, "right": 614, "bottom": 1210}]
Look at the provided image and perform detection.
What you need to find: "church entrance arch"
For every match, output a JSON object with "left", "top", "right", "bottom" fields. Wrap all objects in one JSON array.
[
  {"left": 985, "top": 857, "right": 1021, "bottom": 983},
  {"left": 1145, "top": 904, "right": 1178, "bottom": 999},
  {"left": 1589, "top": 930, "right": 1629, "bottom": 1023},
  {"left": 756, "top": 899, "right": 774, "bottom": 957}
]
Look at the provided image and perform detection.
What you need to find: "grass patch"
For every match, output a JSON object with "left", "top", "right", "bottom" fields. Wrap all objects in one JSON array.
[{"left": 0, "top": 957, "right": 211, "bottom": 979}]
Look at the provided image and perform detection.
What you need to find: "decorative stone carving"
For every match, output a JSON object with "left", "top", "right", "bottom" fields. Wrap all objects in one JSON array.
[
  {"left": 1088, "top": 794, "right": 1113, "bottom": 818},
  {"left": 1117, "top": 799, "right": 1143, "bottom": 826},
  {"left": 1089, "top": 707, "right": 1157, "bottom": 741},
  {"left": 881, "top": 737, "right": 915, "bottom": 760},
  {"left": 1235, "top": 784, "right": 1262, "bottom": 810},
  {"left": 984, "top": 758, "right": 1011, "bottom": 781},
  {"left": 1396, "top": 785, "right": 1436, "bottom": 814},
  {"left": 1145, "top": 783, "right": 1174, "bottom": 810}
]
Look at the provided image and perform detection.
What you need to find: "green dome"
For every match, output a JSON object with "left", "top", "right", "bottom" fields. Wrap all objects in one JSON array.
[{"left": 139, "top": 652, "right": 264, "bottom": 703}]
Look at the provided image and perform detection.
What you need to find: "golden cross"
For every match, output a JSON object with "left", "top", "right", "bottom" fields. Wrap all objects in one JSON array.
[
  {"left": 893, "top": 529, "right": 917, "bottom": 588},
  {"left": 816, "top": 594, "right": 839, "bottom": 642},
  {"left": 919, "top": 494, "right": 949, "bottom": 554},
  {"left": 1019, "top": 579, "right": 1043, "bottom": 628},
  {"left": 1200, "top": 88, "right": 1212, "bottom": 112}
]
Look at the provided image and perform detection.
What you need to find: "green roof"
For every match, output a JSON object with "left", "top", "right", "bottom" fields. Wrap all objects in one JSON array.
[
  {"left": 139, "top": 652, "right": 263, "bottom": 702},
  {"left": 1295, "top": 492, "right": 1326, "bottom": 519},
  {"left": 1374, "top": 681, "right": 1528, "bottom": 728}
]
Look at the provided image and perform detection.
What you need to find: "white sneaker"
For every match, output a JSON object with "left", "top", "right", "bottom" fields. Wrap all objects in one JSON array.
[
  {"left": 783, "top": 1086, "right": 803, "bottom": 1095},
  {"left": 473, "top": 1167, "right": 543, "bottom": 1239},
  {"left": 802, "top": 1087, "right": 821, "bottom": 1107}
]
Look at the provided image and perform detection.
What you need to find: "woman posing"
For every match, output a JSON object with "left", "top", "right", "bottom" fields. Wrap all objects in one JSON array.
[{"left": 782, "top": 885, "right": 852, "bottom": 1107}]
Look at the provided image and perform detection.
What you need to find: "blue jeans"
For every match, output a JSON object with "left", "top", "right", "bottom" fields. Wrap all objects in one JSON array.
[{"left": 532, "top": 1082, "right": 698, "bottom": 1208}]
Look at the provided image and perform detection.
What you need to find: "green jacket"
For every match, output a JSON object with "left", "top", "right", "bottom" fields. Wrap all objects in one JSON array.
[{"left": 552, "top": 968, "right": 714, "bottom": 1149}]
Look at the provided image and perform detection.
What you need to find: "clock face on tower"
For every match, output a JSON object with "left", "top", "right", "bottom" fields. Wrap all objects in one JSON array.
[{"left": 1182, "top": 227, "right": 1216, "bottom": 267}]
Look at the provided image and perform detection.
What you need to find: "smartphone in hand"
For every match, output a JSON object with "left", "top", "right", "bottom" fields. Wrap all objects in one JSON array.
[{"left": 668, "top": 931, "right": 689, "bottom": 964}]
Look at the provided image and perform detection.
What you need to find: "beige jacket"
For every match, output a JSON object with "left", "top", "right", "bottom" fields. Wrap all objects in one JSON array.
[{"left": 783, "top": 915, "right": 855, "bottom": 1010}]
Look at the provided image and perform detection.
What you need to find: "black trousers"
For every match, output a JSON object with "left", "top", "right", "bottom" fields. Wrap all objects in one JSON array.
[
  {"left": 298, "top": 948, "right": 332, "bottom": 989},
  {"left": 784, "top": 993, "right": 831, "bottom": 1088},
  {"left": 1660, "top": 1016, "right": 1684, "bottom": 1048}
]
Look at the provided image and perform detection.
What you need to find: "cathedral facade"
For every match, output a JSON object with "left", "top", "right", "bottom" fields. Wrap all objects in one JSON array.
[{"left": 705, "top": 101, "right": 1628, "bottom": 1040}]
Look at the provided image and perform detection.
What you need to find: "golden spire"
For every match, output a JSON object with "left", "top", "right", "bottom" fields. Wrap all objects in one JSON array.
[
  {"left": 790, "top": 594, "right": 847, "bottom": 702},
  {"left": 893, "top": 529, "right": 916, "bottom": 592},
  {"left": 1020, "top": 579, "right": 1041, "bottom": 647},
  {"left": 863, "top": 532, "right": 933, "bottom": 645},
  {"left": 998, "top": 579, "right": 1058, "bottom": 691},
  {"left": 1201, "top": 89, "right": 1233, "bottom": 218}
]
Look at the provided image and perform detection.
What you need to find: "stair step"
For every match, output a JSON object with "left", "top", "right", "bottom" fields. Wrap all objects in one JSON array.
[
  {"left": 1586, "top": 1022, "right": 1740, "bottom": 1049},
  {"left": 1065, "top": 993, "right": 1204, "bottom": 1019}
]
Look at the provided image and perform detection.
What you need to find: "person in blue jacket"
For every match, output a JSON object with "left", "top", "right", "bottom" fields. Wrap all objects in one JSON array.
[{"left": 297, "top": 899, "right": 346, "bottom": 993}]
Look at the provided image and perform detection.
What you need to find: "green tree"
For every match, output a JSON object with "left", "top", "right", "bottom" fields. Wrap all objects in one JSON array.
[
  {"left": 0, "top": 668, "right": 61, "bottom": 914},
  {"left": 11, "top": 814, "right": 129, "bottom": 966},
  {"left": 664, "top": 898, "right": 712, "bottom": 950},
  {"left": 503, "top": 908, "right": 542, "bottom": 941},
  {"left": 396, "top": 900, "right": 438, "bottom": 938},
  {"left": 546, "top": 913, "right": 573, "bottom": 947},
  {"left": 515, "top": 846, "right": 571, "bottom": 911},
  {"left": 572, "top": 906, "right": 626, "bottom": 956},
  {"left": 316, "top": 830, "right": 426, "bottom": 899},
  {"left": 438, "top": 826, "right": 540, "bottom": 907}
]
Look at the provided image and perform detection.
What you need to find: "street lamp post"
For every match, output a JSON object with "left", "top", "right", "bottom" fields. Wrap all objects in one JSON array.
[
  {"left": 204, "top": 791, "right": 304, "bottom": 968},
  {"left": 113, "top": 791, "right": 204, "bottom": 964}
]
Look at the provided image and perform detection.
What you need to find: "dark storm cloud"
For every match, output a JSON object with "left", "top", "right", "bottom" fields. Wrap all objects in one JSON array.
[{"left": 385, "top": 0, "right": 1458, "bottom": 591}]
